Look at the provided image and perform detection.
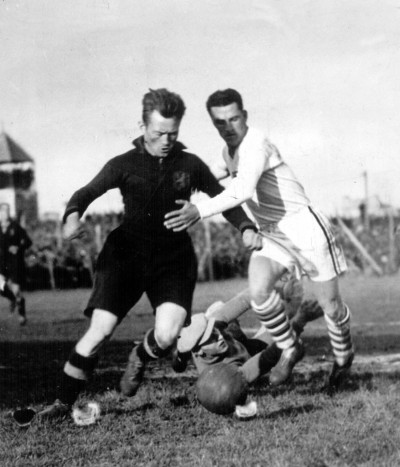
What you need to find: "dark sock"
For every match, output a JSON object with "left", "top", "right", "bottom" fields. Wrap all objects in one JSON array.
[
  {"left": 1, "top": 283, "right": 16, "bottom": 302},
  {"left": 141, "top": 329, "right": 173, "bottom": 360},
  {"left": 259, "top": 343, "right": 282, "bottom": 375},
  {"left": 59, "top": 351, "right": 98, "bottom": 405},
  {"left": 17, "top": 297, "right": 26, "bottom": 317},
  {"left": 58, "top": 373, "right": 86, "bottom": 406},
  {"left": 245, "top": 338, "right": 268, "bottom": 357}
]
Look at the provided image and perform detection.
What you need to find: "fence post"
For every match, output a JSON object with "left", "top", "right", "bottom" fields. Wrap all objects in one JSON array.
[
  {"left": 337, "top": 217, "right": 383, "bottom": 276},
  {"left": 44, "top": 249, "right": 56, "bottom": 290},
  {"left": 362, "top": 171, "right": 370, "bottom": 231},
  {"left": 387, "top": 207, "right": 397, "bottom": 273},
  {"left": 56, "top": 219, "right": 63, "bottom": 251},
  {"left": 94, "top": 223, "right": 103, "bottom": 254}
]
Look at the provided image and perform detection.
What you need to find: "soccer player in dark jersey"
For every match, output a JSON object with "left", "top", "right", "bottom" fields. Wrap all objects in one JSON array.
[
  {"left": 0, "top": 203, "right": 32, "bottom": 325},
  {"left": 40, "top": 88, "right": 261, "bottom": 418}
]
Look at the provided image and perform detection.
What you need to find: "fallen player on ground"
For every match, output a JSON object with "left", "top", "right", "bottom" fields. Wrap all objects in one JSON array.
[{"left": 173, "top": 276, "right": 324, "bottom": 385}]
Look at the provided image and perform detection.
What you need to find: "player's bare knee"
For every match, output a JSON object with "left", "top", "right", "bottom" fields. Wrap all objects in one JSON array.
[
  {"left": 319, "top": 298, "right": 345, "bottom": 322},
  {"left": 251, "top": 290, "right": 276, "bottom": 309},
  {"left": 155, "top": 303, "right": 186, "bottom": 349},
  {"left": 9, "top": 283, "right": 21, "bottom": 297},
  {"left": 154, "top": 326, "right": 179, "bottom": 349}
]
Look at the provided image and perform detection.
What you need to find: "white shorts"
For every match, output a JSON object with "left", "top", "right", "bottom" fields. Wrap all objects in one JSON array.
[{"left": 252, "top": 206, "right": 347, "bottom": 282}]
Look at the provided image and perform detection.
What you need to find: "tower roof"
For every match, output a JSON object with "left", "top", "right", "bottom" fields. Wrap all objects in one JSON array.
[{"left": 0, "top": 133, "right": 34, "bottom": 164}]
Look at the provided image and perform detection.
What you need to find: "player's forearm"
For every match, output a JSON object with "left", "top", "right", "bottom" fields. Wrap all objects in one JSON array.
[
  {"left": 222, "top": 206, "right": 257, "bottom": 233},
  {"left": 209, "top": 289, "right": 251, "bottom": 323},
  {"left": 63, "top": 190, "right": 92, "bottom": 222},
  {"left": 62, "top": 164, "right": 117, "bottom": 222},
  {"left": 195, "top": 183, "right": 252, "bottom": 219}
]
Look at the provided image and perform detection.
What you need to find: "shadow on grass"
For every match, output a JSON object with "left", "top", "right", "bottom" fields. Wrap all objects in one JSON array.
[
  {"left": 260, "top": 403, "right": 322, "bottom": 421},
  {"left": 2, "top": 333, "right": 400, "bottom": 408},
  {"left": 109, "top": 403, "right": 157, "bottom": 416}
]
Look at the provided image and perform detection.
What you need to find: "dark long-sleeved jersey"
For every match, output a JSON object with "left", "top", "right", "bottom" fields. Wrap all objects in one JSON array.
[
  {"left": 0, "top": 220, "right": 32, "bottom": 277},
  {"left": 64, "top": 137, "right": 255, "bottom": 244}
]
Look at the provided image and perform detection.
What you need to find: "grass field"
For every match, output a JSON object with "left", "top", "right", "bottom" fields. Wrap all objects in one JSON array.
[{"left": 1, "top": 274, "right": 400, "bottom": 466}]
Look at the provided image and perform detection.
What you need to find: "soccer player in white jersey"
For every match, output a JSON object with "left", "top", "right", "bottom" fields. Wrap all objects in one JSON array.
[{"left": 164, "top": 88, "right": 354, "bottom": 390}]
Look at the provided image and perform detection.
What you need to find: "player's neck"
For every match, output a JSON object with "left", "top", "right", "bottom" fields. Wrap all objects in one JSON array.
[{"left": 227, "top": 145, "right": 238, "bottom": 158}]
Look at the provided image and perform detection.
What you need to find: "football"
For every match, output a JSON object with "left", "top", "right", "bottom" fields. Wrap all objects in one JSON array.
[
  {"left": 196, "top": 362, "right": 248, "bottom": 415},
  {"left": 72, "top": 402, "right": 101, "bottom": 426}
]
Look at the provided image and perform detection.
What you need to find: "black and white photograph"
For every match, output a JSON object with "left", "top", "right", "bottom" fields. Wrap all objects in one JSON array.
[{"left": 1, "top": 1, "right": 400, "bottom": 465}]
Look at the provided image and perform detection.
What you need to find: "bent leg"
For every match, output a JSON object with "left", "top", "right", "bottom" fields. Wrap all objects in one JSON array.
[
  {"left": 249, "top": 255, "right": 303, "bottom": 385},
  {"left": 311, "top": 277, "right": 354, "bottom": 366},
  {"left": 249, "top": 255, "right": 296, "bottom": 349},
  {"left": 8, "top": 281, "right": 26, "bottom": 325},
  {"left": 311, "top": 277, "right": 354, "bottom": 391},
  {"left": 121, "top": 302, "right": 187, "bottom": 396},
  {"left": 240, "top": 344, "right": 281, "bottom": 384},
  {"left": 154, "top": 302, "right": 187, "bottom": 349},
  {"left": 61, "top": 309, "right": 118, "bottom": 405},
  {"left": 0, "top": 277, "right": 17, "bottom": 305},
  {"left": 242, "top": 300, "right": 324, "bottom": 384}
]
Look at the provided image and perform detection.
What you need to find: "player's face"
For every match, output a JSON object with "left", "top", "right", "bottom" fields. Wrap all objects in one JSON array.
[
  {"left": 197, "top": 328, "right": 229, "bottom": 357},
  {"left": 209, "top": 103, "right": 248, "bottom": 150},
  {"left": 142, "top": 110, "right": 181, "bottom": 157}
]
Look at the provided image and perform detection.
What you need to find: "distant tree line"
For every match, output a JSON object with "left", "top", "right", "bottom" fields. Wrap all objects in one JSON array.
[{"left": 21, "top": 213, "right": 400, "bottom": 290}]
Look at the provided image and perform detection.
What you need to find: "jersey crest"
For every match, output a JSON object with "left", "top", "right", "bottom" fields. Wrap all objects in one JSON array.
[{"left": 172, "top": 171, "right": 190, "bottom": 191}]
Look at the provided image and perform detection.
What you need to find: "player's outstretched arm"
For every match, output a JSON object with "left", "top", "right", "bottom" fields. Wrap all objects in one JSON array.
[
  {"left": 205, "top": 289, "right": 251, "bottom": 323},
  {"left": 62, "top": 161, "right": 121, "bottom": 224},
  {"left": 164, "top": 155, "right": 258, "bottom": 235}
]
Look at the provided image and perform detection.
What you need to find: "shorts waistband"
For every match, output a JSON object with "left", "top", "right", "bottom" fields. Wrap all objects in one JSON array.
[{"left": 259, "top": 205, "right": 312, "bottom": 233}]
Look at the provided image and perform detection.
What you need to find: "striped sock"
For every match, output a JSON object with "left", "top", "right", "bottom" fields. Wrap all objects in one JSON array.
[
  {"left": 324, "top": 306, "right": 354, "bottom": 366},
  {"left": 251, "top": 290, "right": 296, "bottom": 350}
]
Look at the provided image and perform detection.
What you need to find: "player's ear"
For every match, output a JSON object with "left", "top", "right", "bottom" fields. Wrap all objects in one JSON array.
[
  {"left": 242, "top": 110, "right": 248, "bottom": 121},
  {"left": 139, "top": 120, "right": 146, "bottom": 134}
]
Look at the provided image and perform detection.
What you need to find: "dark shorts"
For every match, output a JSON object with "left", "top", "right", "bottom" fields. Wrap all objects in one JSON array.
[
  {"left": 1, "top": 256, "right": 27, "bottom": 287},
  {"left": 85, "top": 228, "right": 198, "bottom": 323}
]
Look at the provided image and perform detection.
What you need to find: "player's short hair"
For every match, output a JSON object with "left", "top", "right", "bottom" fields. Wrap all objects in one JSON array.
[
  {"left": 142, "top": 88, "right": 186, "bottom": 124},
  {"left": 206, "top": 89, "right": 244, "bottom": 114}
]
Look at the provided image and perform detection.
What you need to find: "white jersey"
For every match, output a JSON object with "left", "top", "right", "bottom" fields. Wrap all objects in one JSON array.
[{"left": 198, "top": 127, "right": 310, "bottom": 226}]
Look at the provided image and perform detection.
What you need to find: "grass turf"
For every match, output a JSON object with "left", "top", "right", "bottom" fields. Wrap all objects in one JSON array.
[{"left": 1, "top": 274, "right": 400, "bottom": 466}]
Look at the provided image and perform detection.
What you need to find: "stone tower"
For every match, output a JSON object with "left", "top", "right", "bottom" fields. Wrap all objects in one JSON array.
[{"left": 0, "top": 132, "right": 38, "bottom": 224}]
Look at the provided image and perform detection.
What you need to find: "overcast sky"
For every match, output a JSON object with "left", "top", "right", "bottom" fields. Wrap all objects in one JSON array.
[{"left": 1, "top": 0, "right": 399, "bottom": 216}]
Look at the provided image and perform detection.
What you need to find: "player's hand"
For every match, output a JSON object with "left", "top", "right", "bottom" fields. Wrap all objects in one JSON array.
[
  {"left": 242, "top": 229, "right": 263, "bottom": 251},
  {"left": 164, "top": 200, "right": 201, "bottom": 232},
  {"left": 8, "top": 246, "right": 18, "bottom": 255},
  {"left": 63, "top": 212, "right": 85, "bottom": 240}
]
